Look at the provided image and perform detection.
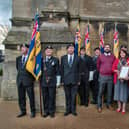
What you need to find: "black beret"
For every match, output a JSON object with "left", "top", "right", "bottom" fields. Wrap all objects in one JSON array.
[
  {"left": 20, "top": 44, "right": 29, "bottom": 48},
  {"left": 120, "top": 44, "right": 127, "bottom": 49},
  {"left": 80, "top": 46, "right": 85, "bottom": 50},
  {"left": 94, "top": 47, "right": 100, "bottom": 51},
  {"left": 45, "top": 45, "right": 53, "bottom": 50},
  {"left": 67, "top": 43, "right": 75, "bottom": 49}
]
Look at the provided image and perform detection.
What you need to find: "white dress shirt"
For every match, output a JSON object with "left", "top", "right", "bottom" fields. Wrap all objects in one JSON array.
[
  {"left": 104, "top": 52, "right": 111, "bottom": 56},
  {"left": 68, "top": 54, "right": 74, "bottom": 64},
  {"left": 22, "top": 55, "right": 28, "bottom": 64}
]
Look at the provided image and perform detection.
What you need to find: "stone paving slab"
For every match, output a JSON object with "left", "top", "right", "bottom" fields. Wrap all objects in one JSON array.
[{"left": 0, "top": 100, "right": 129, "bottom": 129}]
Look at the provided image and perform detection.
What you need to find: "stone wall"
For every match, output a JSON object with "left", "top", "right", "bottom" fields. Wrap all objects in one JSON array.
[{"left": 79, "top": 0, "right": 129, "bottom": 18}]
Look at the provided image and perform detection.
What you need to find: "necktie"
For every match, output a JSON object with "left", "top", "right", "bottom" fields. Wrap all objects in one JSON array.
[
  {"left": 81, "top": 55, "right": 85, "bottom": 60},
  {"left": 22, "top": 56, "right": 25, "bottom": 68},
  {"left": 46, "top": 57, "right": 48, "bottom": 62},
  {"left": 69, "top": 55, "right": 73, "bottom": 67}
]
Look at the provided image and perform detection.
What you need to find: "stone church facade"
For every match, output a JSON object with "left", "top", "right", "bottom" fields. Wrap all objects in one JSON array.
[{"left": 1, "top": 0, "right": 129, "bottom": 111}]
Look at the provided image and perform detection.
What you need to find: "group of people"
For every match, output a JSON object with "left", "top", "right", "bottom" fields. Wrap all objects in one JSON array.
[{"left": 16, "top": 43, "right": 129, "bottom": 118}]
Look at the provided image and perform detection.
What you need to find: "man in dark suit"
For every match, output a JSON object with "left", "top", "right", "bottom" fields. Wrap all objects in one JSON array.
[
  {"left": 16, "top": 44, "right": 35, "bottom": 118},
  {"left": 90, "top": 47, "right": 100, "bottom": 104},
  {"left": 61, "top": 44, "right": 80, "bottom": 116},
  {"left": 78, "top": 47, "right": 91, "bottom": 107},
  {"left": 41, "top": 46, "right": 59, "bottom": 118}
]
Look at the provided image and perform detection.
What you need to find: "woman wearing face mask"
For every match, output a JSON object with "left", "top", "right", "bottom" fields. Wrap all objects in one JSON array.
[{"left": 112, "top": 49, "right": 129, "bottom": 114}]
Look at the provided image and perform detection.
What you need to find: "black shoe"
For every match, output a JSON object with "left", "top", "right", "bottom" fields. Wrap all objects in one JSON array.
[
  {"left": 91, "top": 101, "right": 97, "bottom": 104},
  {"left": 43, "top": 113, "right": 49, "bottom": 118},
  {"left": 80, "top": 103, "right": 85, "bottom": 106},
  {"left": 64, "top": 112, "right": 70, "bottom": 116},
  {"left": 84, "top": 104, "right": 88, "bottom": 107},
  {"left": 72, "top": 112, "right": 77, "bottom": 116},
  {"left": 30, "top": 112, "right": 35, "bottom": 118},
  {"left": 50, "top": 113, "right": 55, "bottom": 118},
  {"left": 17, "top": 112, "right": 26, "bottom": 118}
]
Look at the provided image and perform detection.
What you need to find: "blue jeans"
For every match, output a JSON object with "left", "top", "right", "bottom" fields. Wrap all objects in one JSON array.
[{"left": 97, "top": 75, "right": 113, "bottom": 108}]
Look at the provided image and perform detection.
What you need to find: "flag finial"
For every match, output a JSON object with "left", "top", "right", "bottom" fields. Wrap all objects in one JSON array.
[
  {"left": 88, "top": 20, "right": 89, "bottom": 25},
  {"left": 37, "top": 8, "right": 39, "bottom": 13}
]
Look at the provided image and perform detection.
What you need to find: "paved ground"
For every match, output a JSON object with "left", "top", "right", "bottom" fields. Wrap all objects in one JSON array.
[{"left": 0, "top": 100, "right": 129, "bottom": 129}]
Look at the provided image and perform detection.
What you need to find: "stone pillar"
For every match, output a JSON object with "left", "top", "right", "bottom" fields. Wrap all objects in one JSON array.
[
  {"left": 68, "top": 0, "right": 80, "bottom": 15},
  {"left": 13, "top": 0, "right": 33, "bottom": 18},
  {"left": 1, "top": 49, "right": 19, "bottom": 100}
]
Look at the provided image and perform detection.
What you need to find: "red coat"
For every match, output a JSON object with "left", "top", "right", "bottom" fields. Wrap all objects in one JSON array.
[{"left": 112, "top": 58, "right": 129, "bottom": 85}]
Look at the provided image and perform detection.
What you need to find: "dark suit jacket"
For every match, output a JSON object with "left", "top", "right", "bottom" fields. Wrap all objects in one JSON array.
[
  {"left": 92, "top": 56, "right": 99, "bottom": 70},
  {"left": 79, "top": 55, "right": 91, "bottom": 80},
  {"left": 16, "top": 56, "right": 35, "bottom": 87},
  {"left": 41, "top": 56, "right": 59, "bottom": 87},
  {"left": 92, "top": 56, "right": 99, "bottom": 80},
  {"left": 61, "top": 54, "right": 79, "bottom": 86}
]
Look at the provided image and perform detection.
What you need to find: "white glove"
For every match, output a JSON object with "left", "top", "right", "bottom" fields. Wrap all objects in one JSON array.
[
  {"left": 89, "top": 71, "right": 94, "bottom": 81},
  {"left": 56, "top": 75, "right": 61, "bottom": 88}
]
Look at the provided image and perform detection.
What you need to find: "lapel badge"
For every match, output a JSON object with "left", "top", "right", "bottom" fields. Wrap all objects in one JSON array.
[{"left": 51, "top": 61, "right": 55, "bottom": 66}]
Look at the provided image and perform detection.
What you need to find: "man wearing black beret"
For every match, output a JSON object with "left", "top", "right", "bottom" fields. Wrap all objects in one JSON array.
[{"left": 41, "top": 45, "right": 60, "bottom": 118}]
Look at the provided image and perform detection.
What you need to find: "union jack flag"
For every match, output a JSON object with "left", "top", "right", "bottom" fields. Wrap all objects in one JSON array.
[
  {"left": 74, "top": 24, "right": 81, "bottom": 55},
  {"left": 113, "top": 24, "right": 119, "bottom": 58},
  {"left": 84, "top": 24, "right": 91, "bottom": 55},
  {"left": 99, "top": 31, "right": 104, "bottom": 53}
]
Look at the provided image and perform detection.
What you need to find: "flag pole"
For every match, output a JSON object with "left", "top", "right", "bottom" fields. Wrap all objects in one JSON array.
[
  {"left": 37, "top": 8, "right": 39, "bottom": 14},
  {"left": 88, "top": 20, "right": 89, "bottom": 25},
  {"left": 36, "top": 7, "right": 43, "bottom": 116},
  {"left": 39, "top": 80, "right": 43, "bottom": 116}
]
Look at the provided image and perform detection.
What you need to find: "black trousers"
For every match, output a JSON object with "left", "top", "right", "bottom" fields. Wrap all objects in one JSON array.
[
  {"left": 64, "top": 84, "right": 78, "bottom": 113},
  {"left": 90, "top": 71, "right": 99, "bottom": 103},
  {"left": 17, "top": 84, "right": 35, "bottom": 113},
  {"left": 90, "top": 80, "right": 99, "bottom": 103},
  {"left": 42, "top": 87, "right": 56, "bottom": 114},
  {"left": 78, "top": 76, "right": 89, "bottom": 105}
]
